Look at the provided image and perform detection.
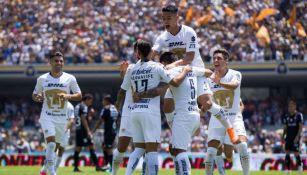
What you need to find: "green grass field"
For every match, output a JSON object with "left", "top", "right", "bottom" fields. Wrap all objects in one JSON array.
[{"left": 1, "top": 166, "right": 304, "bottom": 175}]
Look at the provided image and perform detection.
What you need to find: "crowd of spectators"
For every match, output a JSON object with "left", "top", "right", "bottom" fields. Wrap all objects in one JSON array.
[
  {"left": 1, "top": 94, "right": 306, "bottom": 154},
  {"left": 0, "top": 0, "right": 306, "bottom": 65}
]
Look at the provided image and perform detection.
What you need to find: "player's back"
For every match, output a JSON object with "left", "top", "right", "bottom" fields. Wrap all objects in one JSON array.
[
  {"left": 74, "top": 102, "right": 88, "bottom": 131},
  {"left": 129, "top": 60, "right": 171, "bottom": 114},
  {"left": 169, "top": 66, "right": 199, "bottom": 114}
]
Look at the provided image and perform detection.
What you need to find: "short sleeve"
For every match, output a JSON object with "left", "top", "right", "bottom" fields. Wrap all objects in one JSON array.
[
  {"left": 33, "top": 77, "right": 43, "bottom": 94},
  {"left": 152, "top": 35, "right": 165, "bottom": 52},
  {"left": 120, "top": 68, "right": 132, "bottom": 91},
  {"left": 70, "top": 75, "right": 82, "bottom": 94},
  {"left": 158, "top": 65, "right": 172, "bottom": 83},
  {"left": 185, "top": 28, "right": 199, "bottom": 53}
]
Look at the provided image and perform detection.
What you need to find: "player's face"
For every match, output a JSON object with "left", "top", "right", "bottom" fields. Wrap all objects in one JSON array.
[
  {"left": 213, "top": 53, "right": 228, "bottom": 72},
  {"left": 86, "top": 98, "right": 93, "bottom": 106},
  {"left": 50, "top": 56, "right": 64, "bottom": 71},
  {"left": 288, "top": 101, "right": 296, "bottom": 114},
  {"left": 161, "top": 12, "right": 177, "bottom": 30}
]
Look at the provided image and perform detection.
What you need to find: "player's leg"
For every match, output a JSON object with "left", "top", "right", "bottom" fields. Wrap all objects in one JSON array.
[
  {"left": 112, "top": 136, "right": 131, "bottom": 175},
  {"left": 88, "top": 143, "right": 103, "bottom": 171},
  {"left": 102, "top": 133, "right": 116, "bottom": 172},
  {"left": 125, "top": 143, "right": 146, "bottom": 175},
  {"left": 293, "top": 142, "right": 302, "bottom": 173},
  {"left": 40, "top": 119, "right": 57, "bottom": 175},
  {"left": 206, "top": 140, "right": 220, "bottom": 175},
  {"left": 73, "top": 145, "right": 82, "bottom": 172},
  {"left": 55, "top": 145, "right": 64, "bottom": 172},
  {"left": 143, "top": 114, "right": 162, "bottom": 175},
  {"left": 197, "top": 77, "right": 238, "bottom": 144},
  {"left": 171, "top": 114, "right": 199, "bottom": 175},
  {"left": 125, "top": 114, "right": 146, "bottom": 175},
  {"left": 235, "top": 136, "right": 250, "bottom": 175},
  {"left": 113, "top": 114, "right": 133, "bottom": 175},
  {"left": 223, "top": 144, "right": 234, "bottom": 163},
  {"left": 215, "top": 145, "right": 225, "bottom": 175},
  {"left": 54, "top": 123, "right": 68, "bottom": 172}
]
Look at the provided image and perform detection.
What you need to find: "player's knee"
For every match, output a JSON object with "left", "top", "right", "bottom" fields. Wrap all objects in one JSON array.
[
  {"left": 47, "top": 142, "right": 56, "bottom": 152},
  {"left": 208, "top": 140, "right": 220, "bottom": 148}
]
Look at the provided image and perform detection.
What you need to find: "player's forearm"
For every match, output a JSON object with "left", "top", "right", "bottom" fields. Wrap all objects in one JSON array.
[
  {"left": 175, "top": 52, "right": 195, "bottom": 66},
  {"left": 66, "top": 119, "right": 74, "bottom": 130},
  {"left": 115, "top": 89, "right": 126, "bottom": 110},
  {"left": 218, "top": 81, "right": 238, "bottom": 90},
  {"left": 139, "top": 83, "right": 168, "bottom": 98},
  {"left": 81, "top": 117, "right": 91, "bottom": 134},
  {"left": 93, "top": 120, "right": 102, "bottom": 133},
  {"left": 170, "top": 70, "right": 189, "bottom": 87},
  {"left": 296, "top": 124, "right": 303, "bottom": 138},
  {"left": 69, "top": 93, "right": 82, "bottom": 101}
]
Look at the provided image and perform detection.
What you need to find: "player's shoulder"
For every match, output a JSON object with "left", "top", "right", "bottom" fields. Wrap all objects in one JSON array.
[
  {"left": 62, "top": 72, "right": 76, "bottom": 79},
  {"left": 37, "top": 72, "right": 49, "bottom": 80},
  {"left": 182, "top": 25, "right": 196, "bottom": 33},
  {"left": 228, "top": 69, "right": 241, "bottom": 76}
]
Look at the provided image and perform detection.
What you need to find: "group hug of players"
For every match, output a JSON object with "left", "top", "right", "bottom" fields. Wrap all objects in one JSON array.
[{"left": 32, "top": 3, "right": 303, "bottom": 175}]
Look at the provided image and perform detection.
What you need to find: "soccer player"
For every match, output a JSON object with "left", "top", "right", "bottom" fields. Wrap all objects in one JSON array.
[
  {"left": 206, "top": 48, "right": 250, "bottom": 175},
  {"left": 73, "top": 93, "right": 104, "bottom": 172},
  {"left": 93, "top": 94, "right": 119, "bottom": 172},
  {"left": 32, "top": 51, "right": 82, "bottom": 175},
  {"left": 40, "top": 102, "right": 75, "bottom": 175},
  {"left": 159, "top": 52, "right": 202, "bottom": 175},
  {"left": 150, "top": 3, "right": 238, "bottom": 145},
  {"left": 117, "top": 40, "right": 191, "bottom": 175},
  {"left": 282, "top": 98, "right": 304, "bottom": 173}
]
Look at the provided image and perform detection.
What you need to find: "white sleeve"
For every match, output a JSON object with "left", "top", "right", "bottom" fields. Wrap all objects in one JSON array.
[
  {"left": 152, "top": 35, "right": 165, "bottom": 52},
  {"left": 232, "top": 71, "right": 242, "bottom": 85},
  {"left": 192, "top": 67, "right": 205, "bottom": 76},
  {"left": 67, "top": 103, "right": 75, "bottom": 119},
  {"left": 69, "top": 75, "right": 82, "bottom": 94},
  {"left": 158, "top": 65, "right": 173, "bottom": 83},
  {"left": 33, "top": 77, "right": 43, "bottom": 94},
  {"left": 185, "top": 28, "right": 199, "bottom": 53},
  {"left": 120, "top": 69, "right": 132, "bottom": 91}
]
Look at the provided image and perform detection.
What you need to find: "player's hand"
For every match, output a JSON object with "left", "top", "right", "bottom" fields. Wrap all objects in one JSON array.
[
  {"left": 132, "top": 92, "right": 142, "bottom": 103},
  {"left": 57, "top": 93, "right": 70, "bottom": 101},
  {"left": 165, "top": 63, "right": 176, "bottom": 70},
  {"left": 210, "top": 71, "right": 221, "bottom": 84},
  {"left": 87, "top": 131, "right": 93, "bottom": 139},
  {"left": 119, "top": 61, "right": 129, "bottom": 74},
  {"left": 294, "top": 136, "right": 299, "bottom": 143},
  {"left": 33, "top": 94, "right": 44, "bottom": 102},
  {"left": 183, "top": 65, "right": 192, "bottom": 73}
]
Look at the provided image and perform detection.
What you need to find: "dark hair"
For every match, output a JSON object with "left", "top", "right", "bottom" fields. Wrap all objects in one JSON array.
[
  {"left": 133, "top": 41, "right": 138, "bottom": 52},
  {"left": 159, "top": 52, "right": 176, "bottom": 64},
  {"left": 288, "top": 97, "right": 297, "bottom": 105},
  {"left": 103, "top": 94, "right": 112, "bottom": 103},
  {"left": 49, "top": 51, "right": 63, "bottom": 59},
  {"left": 137, "top": 40, "right": 152, "bottom": 59},
  {"left": 82, "top": 93, "right": 93, "bottom": 101},
  {"left": 213, "top": 48, "right": 230, "bottom": 60},
  {"left": 162, "top": 4, "right": 178, "bottom": 13}
]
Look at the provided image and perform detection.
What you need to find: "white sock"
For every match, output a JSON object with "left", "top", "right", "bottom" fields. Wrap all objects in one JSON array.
[
  {"left": 112, "top": 149, "right": 125, "bottom": 175},
  {"left": 205, "top": 147, "right": 217, "bottom": 175},
  {"left": 172, "top": 156, "right": 180, "bottom": 175},
  {"left": 165, "top": 112, "right": 174, "bottom": 128},
  {"left": 55, "top": 156, "right": 62, "bottom": 172},
  {"left": 209, "top": 103, "right": 232, "bottom": 128},
  {"left": 236, "top": 142, "right": 250, "bottom": 175},
  {"left": 176, "top": 152, "right": 191, "bottom": 175},
  {"left": 125, "top": 148, "right": 145, "bottom": 175},
  {"left": 146, "top": 152, "right": 158, "bottom": 175},
  {"left": 46, "top": 142, "right": 56, "bottom": 175},
  {"left": 215, "top": 155, "right": 225, "bottom": 175},
  {"left": 141, "top": 154, "right": 148, "bottom": 175}
]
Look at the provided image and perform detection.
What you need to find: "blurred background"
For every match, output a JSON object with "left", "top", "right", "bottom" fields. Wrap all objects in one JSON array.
[{"left": 0, "top": 0, "right": 306, "bottom": 170}]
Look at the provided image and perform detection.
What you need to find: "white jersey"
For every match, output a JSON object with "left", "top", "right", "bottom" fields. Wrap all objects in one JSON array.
[
  {"left": 208, "top": 69, "right": 242, "bottom": 114},
  {"left": 168, "top": 66, "right": 199, "bottom": 114},
  {"left": 152, "top": 25, "right": 205, "bottom": 68},
  {"left": 121, "top": 60, "right": 172, "bottom": 114},
  {"left": 122, "top": 64, "right": 135, "bottom": 116},
  {"left": 67, "top": 102, "right": 75, "bottom": 120},
  {"left": 33, "top": 72, "right": 81, "bottom": 123}
]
